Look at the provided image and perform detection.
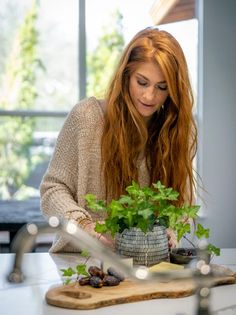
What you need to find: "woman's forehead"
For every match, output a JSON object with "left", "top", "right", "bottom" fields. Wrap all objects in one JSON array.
[{"left": 133, "top": 61, "right": 166, "bottom": 83}]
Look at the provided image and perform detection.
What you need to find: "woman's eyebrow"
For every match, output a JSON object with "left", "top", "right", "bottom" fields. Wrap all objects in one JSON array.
[{"left": 136, "top": 73, "right": 166, "bottom": 84}]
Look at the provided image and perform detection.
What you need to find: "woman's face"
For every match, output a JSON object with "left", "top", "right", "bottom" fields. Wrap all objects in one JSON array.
[{"left": 129, "top": 61, "right": 169, "bottom": 123}]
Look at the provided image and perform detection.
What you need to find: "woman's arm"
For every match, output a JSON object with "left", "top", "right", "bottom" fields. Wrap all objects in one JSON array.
[
  {"left": 40, "top": 98, "right": 112, "bottom": 251},
  {"left": 40, "top": 102, "right": 91, "bottom": 222}
]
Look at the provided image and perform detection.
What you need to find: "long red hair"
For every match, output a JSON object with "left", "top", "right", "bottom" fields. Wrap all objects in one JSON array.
[{"left": 101, "top": 28, "right": 197, "bottom": 205}]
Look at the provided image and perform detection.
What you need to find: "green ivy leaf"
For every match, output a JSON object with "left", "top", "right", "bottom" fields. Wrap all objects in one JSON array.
[
  {"left": 207, "top": 243, "right": 221, "bottom": 256},
  {"left": 195, "top": 223, "right": 210, "bottom": 239},
  {"left": 137, "top": 220, "right": 149, "bottom": 233},
  {"left": 184, "top": 205, "right": 200, "bottom": 218},
  {"left": 119, "top": 195, "right": 134, "bottom": 205},
  {"left": 176, "top": 223, "right": 190, "bottom": 241},
  {"left": 63, "top": 278, "right": 72, "bottom": 285},
  {"left": 109, "top": 200, "right": 125, "bottom": 218},
  {"left": 152, "top": 181, "right": 179, "bottom": 200},
  {"left": 168, "top": 212, "right": 179, "bottom": 229},
  {"left": 107, "top": 220, "right": 120, "bottom": 236},
  {"left": 157, "top": 216, "right": 169, "bottom": 228},
  {"left": 137, "top": 208, "right": 153, "bottom": 219},
  {"left": 95, "top": 222, "right": 108, "bottom": 234},
  {"left": 85, "top": 194, "right": 106, "bottom": 212},
  {"left": 60, "top": 267, "right": 76, "bottom": 277},
  {"left": 80, "top": 250, "right": 90, "bottom": 257},
  {"left": 126, "top": 181, "right": 141, "bottom": 197},
  {"left": 76, "top": 264, "right": 89, "bottom": 276},
  {"left": 125, "top": 211, "right": 134, "bottom": 226}
]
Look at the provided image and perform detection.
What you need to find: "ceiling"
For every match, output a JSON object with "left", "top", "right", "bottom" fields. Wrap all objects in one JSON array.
[{"left": 149, "top": 0, "right": 196, "bottom": 25}]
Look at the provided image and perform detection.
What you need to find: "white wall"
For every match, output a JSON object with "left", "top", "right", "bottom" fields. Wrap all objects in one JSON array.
[{"left": 197, "top": 0, "right": 236, "bottom": 247}]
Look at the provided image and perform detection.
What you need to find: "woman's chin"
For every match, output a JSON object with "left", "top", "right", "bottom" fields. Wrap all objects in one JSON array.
[{"left": 139, "top": 111, "right": 155, "bottom": 123}]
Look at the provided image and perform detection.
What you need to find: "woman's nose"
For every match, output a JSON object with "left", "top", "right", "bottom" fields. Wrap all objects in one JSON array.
[{"left": 142, "top": 87, "right": 156, "bottom": 102}]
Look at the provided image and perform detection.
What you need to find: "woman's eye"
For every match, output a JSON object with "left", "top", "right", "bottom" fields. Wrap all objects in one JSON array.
[
  {"left": 156, "top": 85, "right": 167, "bottom": 91},
  {"left": 137, "top": 80, "right": 147, "bottom": 86}
]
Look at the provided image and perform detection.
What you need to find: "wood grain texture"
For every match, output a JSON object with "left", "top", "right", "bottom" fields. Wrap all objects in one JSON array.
[{"left": 46, "top": 275, "right": 236, "bottom": 310}]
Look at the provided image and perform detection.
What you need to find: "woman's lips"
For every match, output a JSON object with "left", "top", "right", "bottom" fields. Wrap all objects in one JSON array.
[{"left": 138, "top": 100, "right": 155, "bottom": 107}]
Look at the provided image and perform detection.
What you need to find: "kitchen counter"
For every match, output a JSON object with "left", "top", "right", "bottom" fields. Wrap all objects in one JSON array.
[{"left": 1, "top": 249, "right": 236, "bottom": 315}]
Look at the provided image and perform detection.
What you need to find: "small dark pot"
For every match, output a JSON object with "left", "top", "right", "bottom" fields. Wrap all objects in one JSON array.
[
  {"left": 115, "top": 225, "right": 169, "bottom": 267},
  {"left": 170, "top": 248, "right": 197, "bottom": 265}
]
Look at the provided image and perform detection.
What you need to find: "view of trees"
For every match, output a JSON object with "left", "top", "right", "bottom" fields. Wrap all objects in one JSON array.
[
  {"left": 0, "top": 0, "right": 43, "bottom": 199},
  {"left": 87, "top": 10, "right": 125, "bottom": 98},
  {"left": 0, "top": 1, "right": 125, "bottom": 200}
]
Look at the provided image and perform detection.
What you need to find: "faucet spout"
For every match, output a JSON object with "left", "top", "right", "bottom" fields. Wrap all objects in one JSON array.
[
  {"left": 7, "top": 218, "right": 217, "bottom": 315},
  {"left": 8, "top": 217, "right": 194, "bottom": 284}
]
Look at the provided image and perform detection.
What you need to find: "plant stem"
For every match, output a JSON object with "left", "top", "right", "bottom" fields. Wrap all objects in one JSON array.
[
  {"left": 83, "top": 233, "right": 103, "bottom": 265},
  {"left": 183, "top": 235, "right": 196, "bottom": 248}
]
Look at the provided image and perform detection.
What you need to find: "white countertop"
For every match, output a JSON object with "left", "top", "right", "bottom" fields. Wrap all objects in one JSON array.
[{"left": 1, "top": 249, "right": 236, "bottom": 315}]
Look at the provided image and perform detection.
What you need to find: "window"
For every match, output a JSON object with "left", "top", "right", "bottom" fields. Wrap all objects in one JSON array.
[
  {"left": 0, "top": 0, "right": 155, "bottom": 202},
  {"left": 0, "top": 1, "right": 198, "bottom": 249},
  {"left": 0, "top": 0, "right": 78, "bottom": 201},
  {"left": 158, "top": 19, "right": 198, "bottom": 107}
]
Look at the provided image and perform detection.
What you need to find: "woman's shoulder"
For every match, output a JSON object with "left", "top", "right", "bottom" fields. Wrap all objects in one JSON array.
[{"left": 71, "top": 97, "right": 106, "bottom": 122}]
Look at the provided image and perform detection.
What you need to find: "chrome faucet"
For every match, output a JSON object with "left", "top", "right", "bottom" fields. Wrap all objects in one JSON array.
[
  {"left": 8, "top": 217, "right": 193, "bottom": 283},
  {"left": 8, "top": 217, "right": 218, "bottom": 314}
]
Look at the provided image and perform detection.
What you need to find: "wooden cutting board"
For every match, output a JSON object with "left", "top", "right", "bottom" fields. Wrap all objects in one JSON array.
[{"left": 46, "top": 274, "right": 236, "bottom": 310}]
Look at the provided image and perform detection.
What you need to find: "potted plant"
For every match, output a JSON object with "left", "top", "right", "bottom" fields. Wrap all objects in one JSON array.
[{"left": 85, "top": 181, "right": 220, "bottom": 266}]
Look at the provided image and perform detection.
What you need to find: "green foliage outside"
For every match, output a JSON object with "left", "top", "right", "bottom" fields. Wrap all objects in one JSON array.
[
  {"left": 86, "top": 10, "right": 125, "bottom": 98},
  {"left": 0, "top": 0, "right": 44, "bottom": 199},
  {"left": 0, "top": 5, "right": 125, "bottom": 200}
]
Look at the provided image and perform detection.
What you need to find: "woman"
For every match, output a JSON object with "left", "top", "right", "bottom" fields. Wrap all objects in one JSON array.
[{"left": 40, "top": 27, "right": 197, "bottom": 252}]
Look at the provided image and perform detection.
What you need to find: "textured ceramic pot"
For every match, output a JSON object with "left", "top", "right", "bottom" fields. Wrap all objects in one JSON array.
[{"left": 115, "top": 225, "right": 169, "bottom": 266}]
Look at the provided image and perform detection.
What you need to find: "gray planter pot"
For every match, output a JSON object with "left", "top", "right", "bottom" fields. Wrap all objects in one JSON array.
[{"left": 115, "top": 225, "right": 169, "bottom": 266}]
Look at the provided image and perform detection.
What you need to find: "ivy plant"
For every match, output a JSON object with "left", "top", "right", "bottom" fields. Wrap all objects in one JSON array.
[
  {"left": 85, "top": 181, "right": 220, "bottom": 257},
  {"left": 60, "top": 250, "right": 90, "bottom": 285}
]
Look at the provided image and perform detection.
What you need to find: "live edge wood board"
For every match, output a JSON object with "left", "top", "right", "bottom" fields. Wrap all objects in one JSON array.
[{"left": 46, "top": 274, "right": 236, "bottom": 310}]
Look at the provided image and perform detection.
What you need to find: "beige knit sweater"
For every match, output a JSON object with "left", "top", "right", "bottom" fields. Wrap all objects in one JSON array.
[{"left": 40, "top": 97, "right": 150, "bottom": 252}]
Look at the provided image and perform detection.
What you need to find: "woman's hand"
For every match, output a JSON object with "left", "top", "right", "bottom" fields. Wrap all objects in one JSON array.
[
  {"left": 84, "top": 221, "right": 114, "bottom": 249},
  {"left": 167, "top": 228, "right": 178, "bottom": 249}
]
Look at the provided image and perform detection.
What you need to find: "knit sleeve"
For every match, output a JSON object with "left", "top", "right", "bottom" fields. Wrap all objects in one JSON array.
[{"left": 39, "top": 97, "right": 100, "bottom": 252}]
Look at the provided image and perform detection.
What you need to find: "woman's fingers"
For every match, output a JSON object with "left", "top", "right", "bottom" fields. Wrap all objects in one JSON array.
[
  {"left": 99, "top": 235, "right": 114, "bottom": 249},
  {"left": 84, "top": 222, "right": 114, "bottom": 249},
  {"left": 167, "top": 228, "right": 178, "bottom": 249}
]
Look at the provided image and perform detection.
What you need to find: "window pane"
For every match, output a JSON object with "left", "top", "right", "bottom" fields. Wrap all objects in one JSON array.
[
  {"left": 0, "top": 0, "right": 78, "bottom": 205},
  {"left": 158, "top": 19, "right": 198, "bottom": 109},
  {"left": 0, "top": 115, "right": 65, "bottom": 200},
  {"left": 0, "top": 0, "right": 78, "bottom": 112},
  {"left": 86, "top": 0, "right": 154, "bottom": 98},
  {"left": 36, "top": 0, "right": 78, "bottom": 111}
]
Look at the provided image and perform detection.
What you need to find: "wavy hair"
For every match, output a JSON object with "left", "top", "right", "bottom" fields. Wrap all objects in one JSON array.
[{"left": 101, "top": 28, "right": 197, "bottom": 206}]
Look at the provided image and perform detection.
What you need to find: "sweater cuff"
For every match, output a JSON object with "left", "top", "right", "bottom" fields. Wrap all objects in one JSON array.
[{"left": 65, "top": 209, "right": 92, "bottom": 227}]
